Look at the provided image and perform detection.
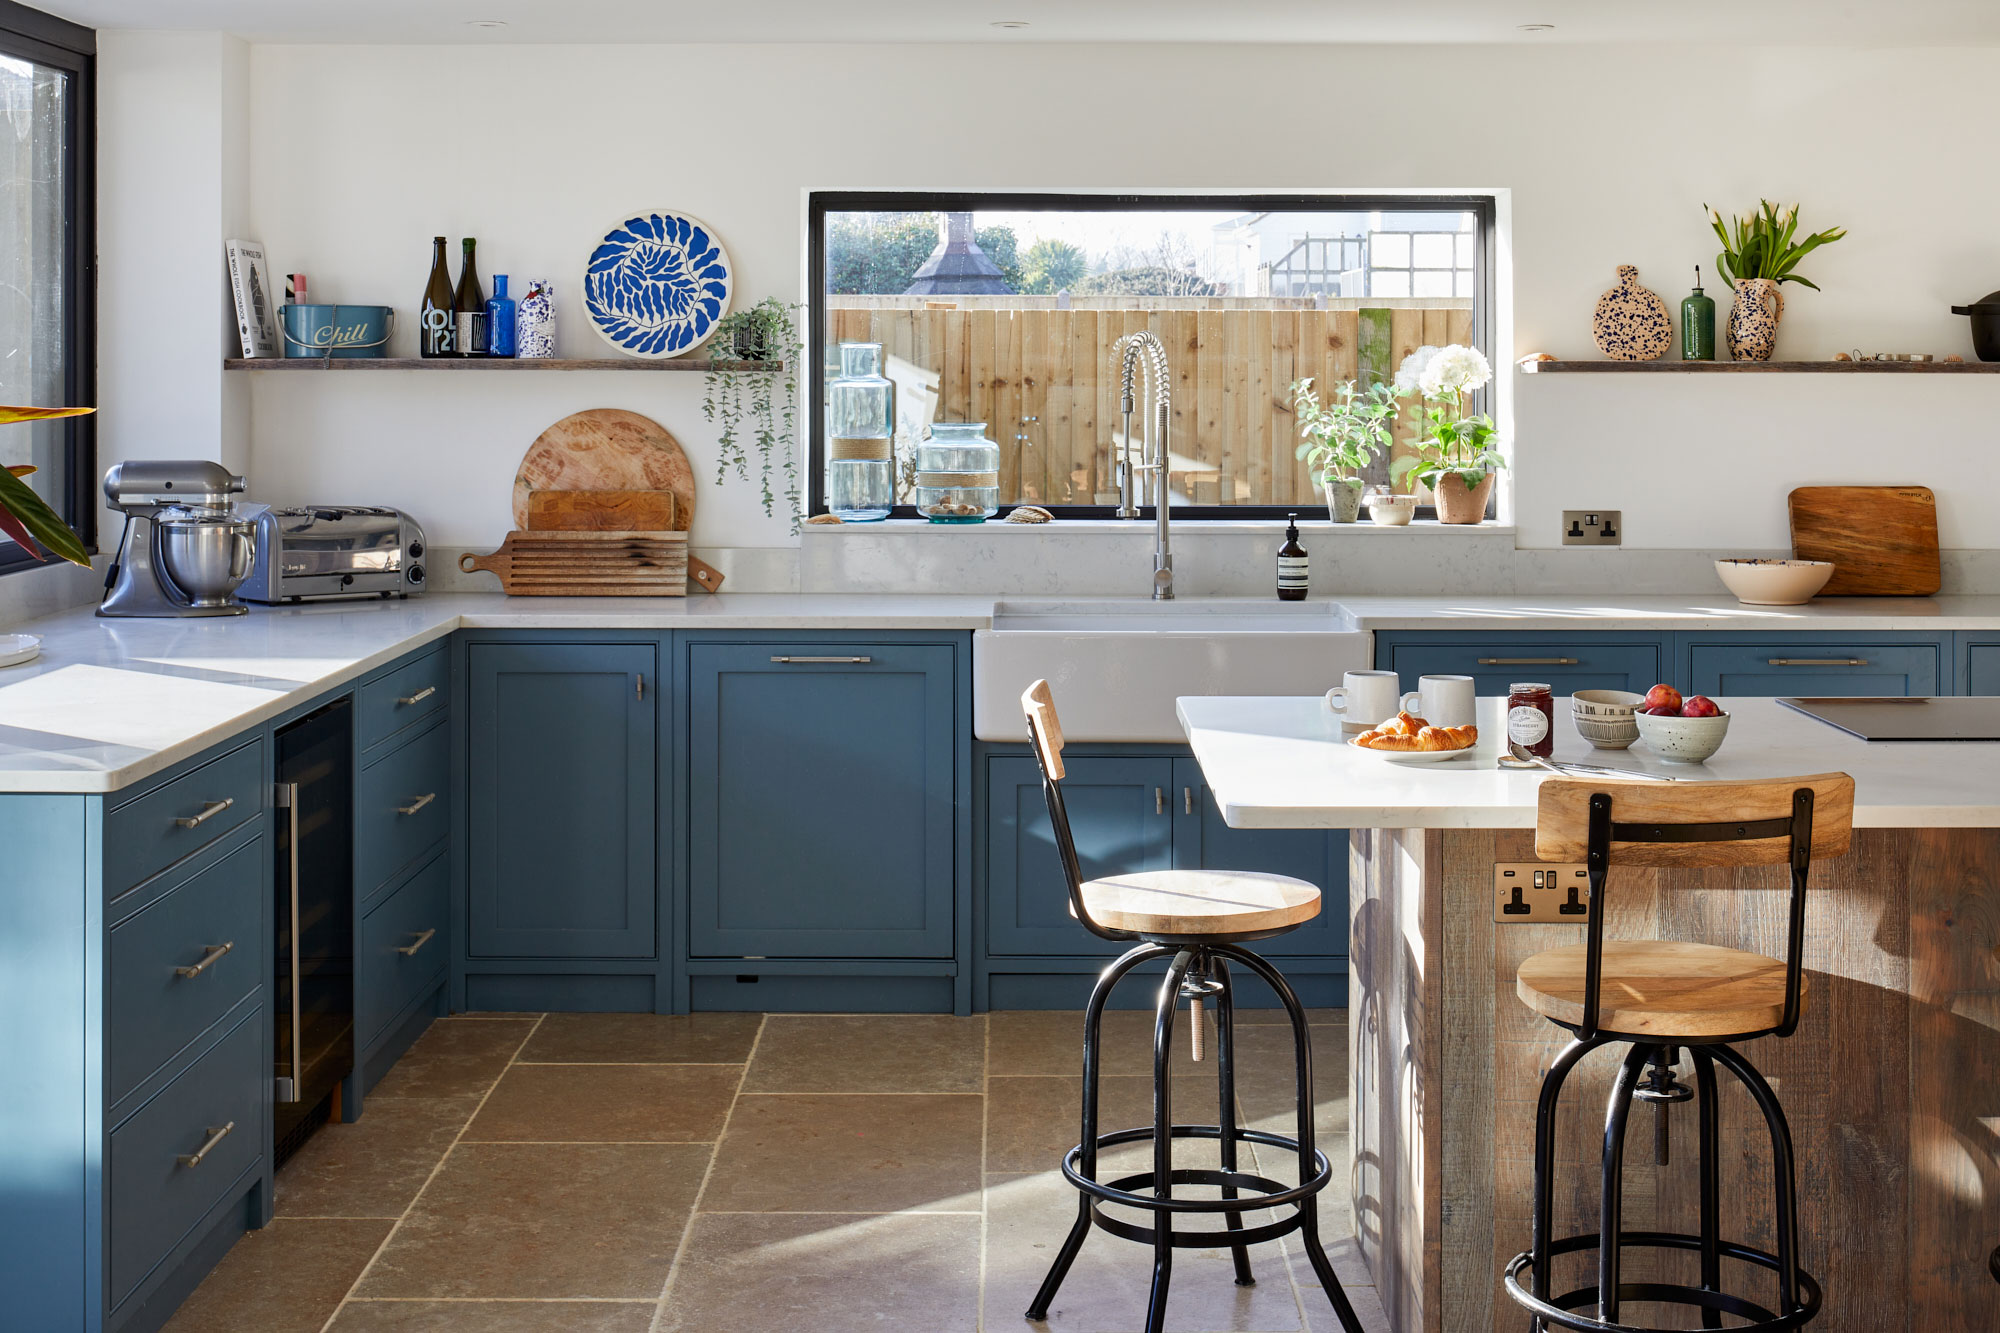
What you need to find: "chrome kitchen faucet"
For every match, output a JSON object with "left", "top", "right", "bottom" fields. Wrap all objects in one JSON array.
[{"left": 1113, "top": 331, "right": 1174, "bottom": 600}]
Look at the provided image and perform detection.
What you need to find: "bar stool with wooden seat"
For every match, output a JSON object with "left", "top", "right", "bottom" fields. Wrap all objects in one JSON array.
[
  {"left": 1503, "top": 773, "right": 1855, "bottom": 1333},
  {"left": 1018, "top": 680, "right": 1364, "bottom": 1333}
]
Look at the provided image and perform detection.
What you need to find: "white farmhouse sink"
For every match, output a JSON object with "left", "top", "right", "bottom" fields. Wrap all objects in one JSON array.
[{"left": 973, "top": 598, "right": 1373, "bottom": 742}]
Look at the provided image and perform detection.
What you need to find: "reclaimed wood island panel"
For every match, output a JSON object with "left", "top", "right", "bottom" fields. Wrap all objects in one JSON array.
[{"left": 1180, "top": 694, "right": 2000, "bottom": 1333}]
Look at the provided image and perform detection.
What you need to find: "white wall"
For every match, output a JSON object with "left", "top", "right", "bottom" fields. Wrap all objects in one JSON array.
[{"left": 104, "top": 40, "right": 2000, "bottom": 574}]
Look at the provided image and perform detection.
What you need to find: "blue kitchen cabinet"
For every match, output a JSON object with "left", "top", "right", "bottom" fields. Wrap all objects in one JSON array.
[
  {"left": 685, "top": 642, "right": 957, "bottom": 960},
  {"left": 1375, "top": 632, "right": 1668, "bottom": 697},
  {"left": 1962, "top": 636, "right": 2000, "bottom": 694},
  {"left": 465, "top": 641, "right": 658, "bottom": 960},
  {"left": 1171, "top": 758, "right": 1347, "bottom": 958},
  {"left": 1681, "top": 637, "right": 1943, "bottom": 697}
]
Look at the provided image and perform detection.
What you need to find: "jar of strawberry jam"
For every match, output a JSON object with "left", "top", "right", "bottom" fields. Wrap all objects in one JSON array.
[{"left": 1507, "top": 682, "right": 1555, "bottom": 758}]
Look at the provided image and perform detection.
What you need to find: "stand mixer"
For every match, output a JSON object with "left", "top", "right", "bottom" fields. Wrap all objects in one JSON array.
[{"left": 99, "top": 461, "right": 255, "bottom": 618}]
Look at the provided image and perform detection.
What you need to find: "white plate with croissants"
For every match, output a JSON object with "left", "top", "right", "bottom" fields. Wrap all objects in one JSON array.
[{"left": 1350, "top": 711, "right": 1479, "bottom": 763}]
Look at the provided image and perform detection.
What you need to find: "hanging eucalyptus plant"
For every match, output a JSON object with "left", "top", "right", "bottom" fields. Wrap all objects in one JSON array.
[{"left": 702, "top": 298, "right": 804, "bottom": 527}]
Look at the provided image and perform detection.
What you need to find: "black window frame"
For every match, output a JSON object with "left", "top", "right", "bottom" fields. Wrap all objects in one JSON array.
[
  {"left": 807, "top": 190, "right": 1495, "bottom": 522},
  {"left": 0, "top": 0, "right": 94, "bottom": 577}
]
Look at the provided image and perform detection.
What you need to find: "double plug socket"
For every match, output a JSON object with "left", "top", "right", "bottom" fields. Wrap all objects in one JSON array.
[
  {"left": 1561, "top": 510, "right": 1621, "bottom": 545},
  {"left": 1492, "top": 862, "right": 1591, "bottom": 923}
]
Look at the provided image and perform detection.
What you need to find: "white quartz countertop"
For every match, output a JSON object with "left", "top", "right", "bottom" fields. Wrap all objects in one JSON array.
[
  {"left": 8, "top": 586, "right": 2000, "bottom": 794},
  {"left": 1177, "top": 694, "right": 2000, "bottom": 830}
]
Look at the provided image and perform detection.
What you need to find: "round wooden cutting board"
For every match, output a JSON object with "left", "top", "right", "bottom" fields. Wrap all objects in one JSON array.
[{"left": 511, "top": 408, "right": 695, "bottom": 531}]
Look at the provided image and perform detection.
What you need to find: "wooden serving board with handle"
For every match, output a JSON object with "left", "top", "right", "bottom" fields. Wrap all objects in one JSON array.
[
  {"left": 512, "top": 409, "right": 695, "bottom": 532},
  {"left": 1788, "top": 485, "right": 1941, "bottom": 596},
  {"left": 527, "top": 488, "right": 678, "bottom": 532},
  {"left": 459, "top": 530, "right": 688, "bottom": 597}
]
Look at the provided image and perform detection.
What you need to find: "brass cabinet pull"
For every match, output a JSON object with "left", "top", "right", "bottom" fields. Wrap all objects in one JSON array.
[
  {"left": 769, "top": 656, "right": 872, "bottom": 664},
  {"left": 397, "top": 792, "right": 436, "bottom": 816},
  {"left": 173, "top": 941, "right": 234, "bottom": 979},
  {"left": 1767, "top": 657, "right": 1867, "bottom": 666},
  {"left": 173, "top": 797, "right": 234, "bottom": 829},
  {"left": 396, "top": 928, "right": 437, "bottom": 957},
  {"left": 396, "top": 685, "right": 437, "bottom": 706},
  {"left": 636, "top": 672, "right": 645, "bottom": 700},
  {"left": 1183, "top": 786, "right": 1195, "bottom": 815},
  {"left": 1476, "top": 657, "right": 1579, "bottom": 666},
  {"left": 177, "top": 1121, "right": 235, "bottom": 1169},
  {"left": 1155, "top": 787, "right": 1166, "bottom": 815}
]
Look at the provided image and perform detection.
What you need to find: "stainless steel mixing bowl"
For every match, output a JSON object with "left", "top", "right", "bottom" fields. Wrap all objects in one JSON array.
[{"left": 155, "top": 509, "right": 255, "bottom": 608}]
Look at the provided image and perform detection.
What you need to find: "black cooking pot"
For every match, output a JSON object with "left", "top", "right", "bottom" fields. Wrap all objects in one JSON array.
[{"left": 1951, "top": 289, "right": 2000, "bottom": 362}]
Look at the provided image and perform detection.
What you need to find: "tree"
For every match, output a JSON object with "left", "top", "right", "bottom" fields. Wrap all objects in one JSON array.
[
  {"left": 824, "top": 213, "right": 1023, "bottom": 294},
  {"left": 1018, "top": 238, "right": 1088, "bottom": 294},
  {"left": 974, "top": 225, "right": 1024, "bottom": 292},
  {"left": 1072, "top": 267, "right": 1219, "bottom": 297}
]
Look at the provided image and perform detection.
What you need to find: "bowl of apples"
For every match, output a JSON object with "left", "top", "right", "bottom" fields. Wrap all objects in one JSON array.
[{"left": 1632, "top": 684, "right": 1730, "bottom": 764}]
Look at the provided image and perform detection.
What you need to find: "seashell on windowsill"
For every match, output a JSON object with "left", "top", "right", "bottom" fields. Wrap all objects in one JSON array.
[{"left": 1005, "top": 506, "right": 1053, "bottom": 524}]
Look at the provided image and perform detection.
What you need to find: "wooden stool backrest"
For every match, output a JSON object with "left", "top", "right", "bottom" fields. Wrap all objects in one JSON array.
[
  {"left": 1022, "top": 679, "right": 1066, "bottom": 781},
  {"left": 1021, "top": 679, "right": 1125, "bottom": 942},
  {"left": 1536, "top": 773, "right": 1855, "bottom": 868}
]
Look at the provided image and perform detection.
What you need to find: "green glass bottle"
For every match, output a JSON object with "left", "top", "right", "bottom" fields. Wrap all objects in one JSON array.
[{"left": 1681, "top": 265, "right": 1716, "bottom": 362}]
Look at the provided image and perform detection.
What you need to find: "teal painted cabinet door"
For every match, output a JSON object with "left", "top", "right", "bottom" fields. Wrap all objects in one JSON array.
[
  {"left": 986, "top": 754, "right": 1175, "bottom": 957},
  {"left": 687, "top": 643, "right": 957, "bottom": 959},
  {"left": 1170, "top": 758, "right": 1347, "bottom": 959},
  {"left": 1685, "top": 642, "right": 1941, "bottom": 697},
  {"left": 1966, "top": 643, "right": 2000, "bottom": 695},
  {"left": 466, "top": 642, "right": 657, "bottom": 958}
]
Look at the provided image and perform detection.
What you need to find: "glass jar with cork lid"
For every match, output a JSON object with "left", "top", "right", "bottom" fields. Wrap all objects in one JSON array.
[
  {"left": 825, "top": 342, "right": 894, "bottom": 522},
  {"left": 915, "top": 422, "right": 1000, "bottom": 522}
]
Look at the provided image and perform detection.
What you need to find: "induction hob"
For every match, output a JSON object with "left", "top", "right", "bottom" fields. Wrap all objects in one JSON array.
[{"left": 1777, "top": 696, "right": 2000, "bottom": 741}]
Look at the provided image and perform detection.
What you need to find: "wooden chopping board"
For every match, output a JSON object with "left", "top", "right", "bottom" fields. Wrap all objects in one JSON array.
[
  {"left": 512, "top": 409, "right": 695, "bottom": 532},
  {"left": 1788, "top": 485, "right": 1941, "bottom": 596}
]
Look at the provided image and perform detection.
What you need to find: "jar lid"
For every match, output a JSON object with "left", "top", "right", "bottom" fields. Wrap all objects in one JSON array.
[{"left": 1509, "top": 682, "right": 1552, "bottom": 695}]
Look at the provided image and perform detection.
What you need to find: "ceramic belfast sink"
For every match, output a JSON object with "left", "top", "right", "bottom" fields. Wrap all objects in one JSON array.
[{"left": 972, "top": 598, "right": 1372, "bottom": 742}]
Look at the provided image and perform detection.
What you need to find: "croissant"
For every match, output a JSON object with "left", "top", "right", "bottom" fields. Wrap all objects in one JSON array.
[
  {"left": 1414, "top": 724, "right": 1479, "bottom": 751},
  {"left": 1360, "top": 732, "right": 1423, "bottom": 752},
  {"left": 1392, "top": 711, "right": 1429, "bottom": 735}
]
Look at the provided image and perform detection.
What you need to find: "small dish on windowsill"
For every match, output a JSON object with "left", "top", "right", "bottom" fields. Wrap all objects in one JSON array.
[{"left": 0, "top": 632, "right": 43, "bottom": 668}]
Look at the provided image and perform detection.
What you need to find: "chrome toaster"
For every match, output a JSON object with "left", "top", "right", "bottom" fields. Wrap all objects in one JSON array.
[{"left": 238, "top": 504, "right": 427, "bottom": 603}]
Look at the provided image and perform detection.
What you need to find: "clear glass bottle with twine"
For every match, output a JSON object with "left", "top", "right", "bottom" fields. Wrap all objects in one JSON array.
[
  {"left": 915, "top": 422, "right": 1000, "bottom": 522},
  {"left": 825, "top": 342, "right": 894, "bottom": 521}
]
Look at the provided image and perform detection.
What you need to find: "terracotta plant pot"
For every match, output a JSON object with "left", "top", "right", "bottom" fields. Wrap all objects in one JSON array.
[
  {"left": 1727, "top": 277, "right": 1784, "bottom": 362},
  {"left": 1434, "top": 471, "right": 1497, "bottom": 524},
  {"left": 1323, "top": 478, "right": 1363, "bottom": 523}
]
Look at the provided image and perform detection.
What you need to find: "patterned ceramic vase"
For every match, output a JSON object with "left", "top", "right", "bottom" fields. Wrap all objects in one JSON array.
[
  {"left": 1323, "top": 478, "right": 1363, "bottom": 523},
  {"left": 517, "top": 279, "right": 557, "bottom": 359},
  {"left": 1434, "top": 471, "right": 1497, "bottom": 525},
  {"left": 1590, "top": 264, "right": 1673, "bottom": 361},
  {"left": 1727, "top": 278, "right": 1784, "bottom": 362}
]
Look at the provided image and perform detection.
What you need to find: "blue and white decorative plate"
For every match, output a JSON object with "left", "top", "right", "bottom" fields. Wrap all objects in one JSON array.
[{"left": 583, "top": 210, "right": 732, "bottom": 358}]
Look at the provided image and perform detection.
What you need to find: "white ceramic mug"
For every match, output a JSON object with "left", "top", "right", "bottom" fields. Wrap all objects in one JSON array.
[
  {"left": 1400, "top": 674, "right": 1476, "bottom": 729},
  {"left": 1325, "top": 670, "right": 1404, "bottom": 729}
]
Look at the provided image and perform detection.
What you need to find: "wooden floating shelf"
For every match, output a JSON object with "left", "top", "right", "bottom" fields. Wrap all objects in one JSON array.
[
  {"left": 223, "top": 357, "right": 784, "bottom": 372},
  {"left": 1519, "top": 358, "right": 2000, "bottom": 374}
]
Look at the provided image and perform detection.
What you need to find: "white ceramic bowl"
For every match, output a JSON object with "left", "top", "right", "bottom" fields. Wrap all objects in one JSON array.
[
  {"left": 1368, "top": 495, "right": 1417, "bottom": 527},
  {"left": 1571, "top": 689, "right": 1642, "bottom": 719},
  {"left": 1634, "top": 709, "right": 1731, "bottom": 764},
  {"left": 1714, "top": 558, "right": 1834, "bottom": 606},
  {"left": 1572, "top": 712, "right": 1639, "bottom": 750},
  {"left": 0, "top": 632, "right": 40, "bottom": 668}
]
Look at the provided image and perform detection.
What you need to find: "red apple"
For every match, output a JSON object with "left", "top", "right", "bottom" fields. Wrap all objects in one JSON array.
[
  {"left": 1641, "top": 683, "right": 1684, "bottom": 713},
  {"left": 1640, "top": 704, "right": 1679, "bottom": 716},
  {"left": 1680, "top": 695, "right": 1722, "bottom": 718}
]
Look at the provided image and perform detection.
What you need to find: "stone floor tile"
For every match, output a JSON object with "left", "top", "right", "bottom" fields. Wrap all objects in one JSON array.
[
  {"left": 329, "top": 1299, "right": 656, "bottom": 1331},
  {"left": 701, "top": 1093, "right": 982, "bottom": 1214},
  {"left": 162, "top": 1218, "right": 392, "bottom": 1333},
  {"left": 516, "top": 1011, "right": 761, "bottom": 1065},
  {"left": 278, "top": 1096, "right": 482, "bottom": 1219},
  {"left": 367, "top": 1018, "right": 537, "bottom": 1099},
  {"left": 743, "top": 1014, "right": 984, "bottom": 1093},
  {"left": 464, "top": 1063, "right": 740, "bottom": 1143}
]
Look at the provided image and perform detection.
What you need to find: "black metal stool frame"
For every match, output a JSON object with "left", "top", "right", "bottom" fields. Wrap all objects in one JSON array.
[
  {"left": 1020, "top": 709, "right": 1364, "bottom": 1333},
  {"left": 1503, "top": 787, "right": 1825, "bottom": 1333}
]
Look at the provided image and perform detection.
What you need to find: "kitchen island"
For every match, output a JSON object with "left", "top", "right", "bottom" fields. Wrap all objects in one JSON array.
[{"left": 1178, "top": 694, "right": 2000, "bottom": 1333}]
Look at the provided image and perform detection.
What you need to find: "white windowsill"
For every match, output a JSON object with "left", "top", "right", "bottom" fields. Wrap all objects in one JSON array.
[{"left": 804, "top": 517, "right": 1516, "bottom": 536}]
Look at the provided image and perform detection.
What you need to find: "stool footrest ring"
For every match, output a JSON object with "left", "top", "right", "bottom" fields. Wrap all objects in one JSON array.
[
  {"left": 1060, "top": 1124, "right": 1333, "bottom": 1213},
  {"left": 1503, "top": 1230, "right": 1822, "bottom": 1333}
]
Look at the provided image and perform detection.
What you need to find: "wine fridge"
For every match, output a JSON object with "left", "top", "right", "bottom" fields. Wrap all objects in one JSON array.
[{"left": 273, "top": 698, "right": 354, "bottom": 1162}]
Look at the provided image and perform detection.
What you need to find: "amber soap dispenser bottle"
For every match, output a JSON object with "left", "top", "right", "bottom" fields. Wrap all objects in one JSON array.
[{"left": 1277, "top": 512, "right": 1309, "bottom": 601}]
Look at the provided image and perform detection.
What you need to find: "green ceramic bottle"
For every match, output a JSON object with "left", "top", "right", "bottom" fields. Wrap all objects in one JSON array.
[{"left": 1681, "top": 265, "right": 1716, "bottom": 362}]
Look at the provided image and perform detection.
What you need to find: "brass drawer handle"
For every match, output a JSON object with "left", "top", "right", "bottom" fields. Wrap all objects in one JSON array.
[
  {"left": 397, "top": 792, "right": 436, "bottom": 816},
  {"left": 173, "top": 797, "right": 235, "bottom": 829},
  {"left": 769, "top": 656, "right": 872, "bottom": 664},
  {"left": 1155, "top": 787, "right": 1166, "bottom": 815},
  {"left": 396, "top": 927, "right": 437, "bottom": 957},
  {"left": 1476, "top": 657, "right": 1579, "bottom": 666},
  {"left": 397, "top": 684, "right": 437, "bottom": 707},
  {"left": 177, "top": 1121, "right": 235, "bottom": 1169},
  {"left": 1767, "top": 657, "right": 1867, "bottom": 666},
  {"left": 173, "top": 941, "right": 234, "bottom": 979},
  {"left": 1184, "top": 786, "right": 1195, "bottom": 815}
]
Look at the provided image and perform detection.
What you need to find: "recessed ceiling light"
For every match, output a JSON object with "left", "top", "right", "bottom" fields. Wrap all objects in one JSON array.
[
  {"left": 467, "top": 19, "right": 508, "bottom": 28},
  {"left": 990, "top": 20, "right": 1030, "bottom": 29},
  {"left": 1517, "top": 22, "right": 1555, "bottom": 32}
]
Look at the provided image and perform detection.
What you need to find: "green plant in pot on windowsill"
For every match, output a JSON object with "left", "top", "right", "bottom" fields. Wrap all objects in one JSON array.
[
  {"left": 702, "top": 298, "right": 804, "bottom": 528},
  {"left": 1390, "top": 344, "right": 1504, "bottom": 525},
  {"left": 1705, "top": 200, "right": 1846, "bottom": 361},
  {"left": 1290, "top": 377, "right": 1400, "bottom": 522}
]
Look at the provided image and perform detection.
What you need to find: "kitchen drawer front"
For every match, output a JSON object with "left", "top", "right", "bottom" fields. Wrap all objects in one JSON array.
[
  {"left": 109, "top": 1002, "right": 263, "bottom": 1311},
  {"left": 357, "top": 852, "right": 448, "bottom": 1047},
  {"left": 1960, "top": 639, "right": 2000, "bottom": 695},
  {"left": 1686, "top": 642, "right": 1941, "bottom": 698},
  {"left": 1379, "top": 636, "right": 1667, "bottom": 699},
  {"left": 108, "top": 832, "right": 265, "bottom": 1107},
  {"left": 358, "top": 646, "right": 450, "bottom": 752},
  {"left": 356, "top": 719, "right": 450, "bottom": 896},
  {"left": 105, "top": 738, "right": 265, "bottom": 893}
]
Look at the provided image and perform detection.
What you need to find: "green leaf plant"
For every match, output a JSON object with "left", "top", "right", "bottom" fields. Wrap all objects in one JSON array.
[
  {"left": 1289, "top": 377, "right": 1400, "bottom": 490},
  {"left": 0, "top": 404, "right": 94, "bottom": 567},
  {"left": 1705, "top": 199, "right": 1847, "bottom": 292}
]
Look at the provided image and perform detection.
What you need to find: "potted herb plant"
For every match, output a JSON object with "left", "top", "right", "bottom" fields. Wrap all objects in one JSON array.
[
  {"left": 0, "top": 404, "right": 94, "bottom": 566},
  {"left": 1704, "top": 200, "right": 1846, "bottom": 361},
  {"left": 1290, "top": 377, "right": 1400, "bottom": 522},
  {"left": 1389, "top": 344, "right": 1503, "bottom": 524},
  {"left": 702, "top": 299, "right": 804, "bottom": 526}
]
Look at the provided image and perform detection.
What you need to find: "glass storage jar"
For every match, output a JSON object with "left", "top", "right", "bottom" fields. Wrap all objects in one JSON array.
[
  {"left": 914, "top": 422, "right": 1000, "bottom": 522},
  {"left": 825, "top": 341, "right": 894, "bottom": 522}
]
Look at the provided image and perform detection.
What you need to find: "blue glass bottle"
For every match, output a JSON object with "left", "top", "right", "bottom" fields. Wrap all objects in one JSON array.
[{"left": 485, "top": 274, "right": 517, "bottom": 358}]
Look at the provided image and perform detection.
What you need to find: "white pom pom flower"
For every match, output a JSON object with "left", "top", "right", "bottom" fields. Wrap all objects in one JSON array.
[
  {"left": 1393, "top": 345, "right": 1440, "bottom": 394},
  {"left": 1417, "top": 344, "right": 1492, "bottom": 399}
]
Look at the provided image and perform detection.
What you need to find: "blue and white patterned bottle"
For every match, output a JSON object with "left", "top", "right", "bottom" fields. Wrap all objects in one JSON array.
[
  {"left": 517, "top": 279, "right": 556, "bottom": 359},
  {"left": 485, "top": 275, "right": 517, "bottom": 358}
]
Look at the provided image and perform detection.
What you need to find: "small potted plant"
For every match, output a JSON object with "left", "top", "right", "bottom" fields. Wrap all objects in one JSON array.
[
  {"left": 1390, "top": 344, "right": 1504, "bottom": 524},
  {"left": 702, "top": 299, "right": 804, "bottom": 526},
  {"left": 1704, "top": 200, "right": 1846, "bottom": 361},
  {"left": 1290, "top": 377, "right": 1400, "bottom": 522}
]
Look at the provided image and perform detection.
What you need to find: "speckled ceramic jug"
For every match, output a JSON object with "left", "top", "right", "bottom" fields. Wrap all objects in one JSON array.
[{"left": 1727, "top": 278, "right": 1784, "bottom": 362}]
